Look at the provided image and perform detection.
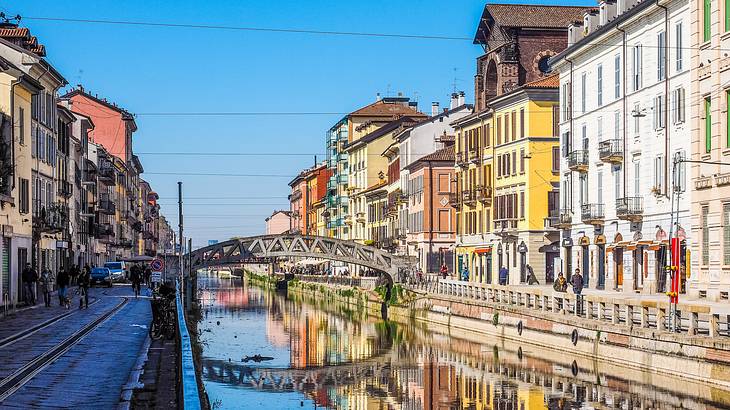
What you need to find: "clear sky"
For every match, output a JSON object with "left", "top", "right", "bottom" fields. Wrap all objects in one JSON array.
[{"left": 14, "top": 0, "right": 590, "bottom": 247}]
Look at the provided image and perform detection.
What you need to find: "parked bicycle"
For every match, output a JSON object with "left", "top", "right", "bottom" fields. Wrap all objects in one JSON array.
[{"left": 149, "top": 289, "right": 176, "bottom": 340}]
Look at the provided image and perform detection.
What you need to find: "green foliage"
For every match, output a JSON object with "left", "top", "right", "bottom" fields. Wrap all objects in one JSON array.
[{"left": 492, "top": 312, "right": 499, "bottom": 326}]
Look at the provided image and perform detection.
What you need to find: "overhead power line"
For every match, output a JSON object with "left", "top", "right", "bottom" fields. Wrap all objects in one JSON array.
[{"left": 145, "top": 172, "right": 292, "bottom": 177}]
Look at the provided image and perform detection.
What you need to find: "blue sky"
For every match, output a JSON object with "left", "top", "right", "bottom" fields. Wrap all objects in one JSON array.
[{"left": 14, "top": 0, "right": 590, "bottom": 247}]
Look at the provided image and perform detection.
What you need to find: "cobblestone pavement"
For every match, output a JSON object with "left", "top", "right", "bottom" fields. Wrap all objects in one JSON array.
[{"left": 0, "top": 285, "right": 154, "bottom": 409}]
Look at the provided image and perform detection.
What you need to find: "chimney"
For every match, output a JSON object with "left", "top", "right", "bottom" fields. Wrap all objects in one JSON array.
[
  {"left": 376, "top": 93, "right": 382, "bottom": 101},
  {"left": 450, "top": 93, "right": 459, "bottom": 110},
  {"left": 457, "top": 91, "right": 465, "bottom": 107},
  {"left": 431, "top": 102, "right": 439, "bottom": 117}
]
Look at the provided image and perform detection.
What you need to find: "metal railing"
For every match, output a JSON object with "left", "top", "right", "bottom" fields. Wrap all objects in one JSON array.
[
  {"left": 567, "top": 150, "right": 589, "bottom": 172},
  {"left": 616, "top": 197, "right": 643, "bottom": 220},
  {"left": 176, "top": 281, "right": 202, "bottom": 410},
  {"left": 598, "top": 139, "right": 623, "bottom": 163},
  {"left": 581, "top": 203, "right": 605, "bottom": 224}
]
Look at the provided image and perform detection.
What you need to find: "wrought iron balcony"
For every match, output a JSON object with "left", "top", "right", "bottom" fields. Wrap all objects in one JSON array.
[
  {"left": 355, "top": 212, "right": 366, "bottom": 222},
  {"left": 58, "top": 180, "right": 73, "bottom": 198},
  {"left": 94, "top": 223, "right": 114, "bottom": 238},
  {"left": 567, "top": 150, "right": 589, "bottom": 173},
  {"left": 448, "top": 192, "right": 460, "bottom": 208},
  {"left": 343, "top": 214, "right": 353, "bottom": 225},
  {"left": 581, "top": 203, "right": 605, "bottom": 225},
  {"left": 462, "top": 189, "right": 476, "bottom": 207},
  {"left": 36, "top": 203, "right": 68, "bottom": 233},
  {"left": 476, "top": 185, "right": 492, "bottom": 204},
  {"left": 469, "top": 149, "right": 480, "bottom": 164},
  {"left": 493, "top": 218, "right": 518, "bottom": 233},
  {"left": 616, "top": 197, "right": 643, "bottom": 221},
  {"left": 556, "top": 209, "right": 573, "bottom": 229},
  {"left": 117, "top": 238, "right": 134, "bottom": 248},
  {"left": 455, "top": 152, "right": 468, "bottom": 168},
  {"left": 98, "top": 197, "right": 116, "bottom": 215},
  {"left": 98, "top": 165, "right": 116, "bottom": 185},
  {"left": 598, "top": 139, "right": 623, "bottom": 163}
]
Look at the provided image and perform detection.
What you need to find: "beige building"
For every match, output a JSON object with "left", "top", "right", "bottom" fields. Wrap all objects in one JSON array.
[
  {"left": 265, "top": 210, "right": 291, "bottom": 235},
  {"left": 690, "top": 0, "right": 730, "bottom": 300}
]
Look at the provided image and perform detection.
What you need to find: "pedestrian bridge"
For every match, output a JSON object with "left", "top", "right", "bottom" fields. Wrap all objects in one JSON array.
[{"left": 186, "top": 234, "right": 411, "bottom": 282}]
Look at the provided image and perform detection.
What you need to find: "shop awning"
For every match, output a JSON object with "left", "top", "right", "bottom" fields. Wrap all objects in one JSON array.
[{"left": 474, "top": 247, "right": 492, "bottom": 255}]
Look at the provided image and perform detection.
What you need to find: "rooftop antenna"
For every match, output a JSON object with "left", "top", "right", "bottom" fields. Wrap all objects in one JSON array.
[
  {"left": 386, "top": 83, "right": 391, "bottom": 97},
  {"left": 451, "top": 67, "right": 460, "bottom": 93},
  {"left": 0, "top": 13, "right": 21, "bottom": 26}
]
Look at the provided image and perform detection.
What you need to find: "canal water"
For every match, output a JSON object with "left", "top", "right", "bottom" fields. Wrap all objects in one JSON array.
[{"left": 194, "top": 274, "right": 730, "bottom": 409}]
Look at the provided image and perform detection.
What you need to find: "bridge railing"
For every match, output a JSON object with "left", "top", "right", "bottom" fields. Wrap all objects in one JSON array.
[
  {"left": 176, "top": 281, "right": 203, "bottom": 409},
  {"left": 279, "top": 273, "right": 379, "bottom": 290},
  {"left": 427, "top": 279, "right": 730, "bottom": 338}
]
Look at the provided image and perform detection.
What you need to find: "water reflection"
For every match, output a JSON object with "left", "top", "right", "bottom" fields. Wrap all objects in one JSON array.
[{"left": 195, "top": 275, "right": 730, "bottom": 410}]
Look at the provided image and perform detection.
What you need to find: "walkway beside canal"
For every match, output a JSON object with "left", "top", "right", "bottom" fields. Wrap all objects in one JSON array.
[{"left": 0, "top": 286, "right": 156, "bottom": 409}]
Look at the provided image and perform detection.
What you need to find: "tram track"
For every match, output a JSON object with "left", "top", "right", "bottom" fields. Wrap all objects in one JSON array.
[{"left": 0, "top": 297, "right": 129, "bottom": 402}]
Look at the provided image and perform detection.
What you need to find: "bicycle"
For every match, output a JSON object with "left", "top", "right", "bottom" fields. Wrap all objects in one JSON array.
[{"left": 149, "top": 293, "right": 176, "bottom": 340}]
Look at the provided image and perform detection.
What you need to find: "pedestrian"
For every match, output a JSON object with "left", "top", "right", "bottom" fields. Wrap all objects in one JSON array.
[
  {"left": 21, "top": 263, "right": 38, "bottom": 305},
  {"left": 144, "top": 265, "right": 152, "bottom": 286},
  {"left": 553, "top": 272, "right": 568, "bottom": 292},
  {"left": 526, "top": 264, "right": 539, "bottom": 285},
  {"left": 499, "top": 266, "right": 508, "bottom": 286},
  {"left": 572, "top": 268, "right": 584, "bottom": 314},
  {"left": 461, "top": 266, "right": 469, "bottom": 281},
  {"left": 72, "top": 264, "right": 81, "bottom": 286},
  {"left": 130, "top": 264, "right": 142, "bottom": 298},
  {"left": 77, "top": 267, "right": 90, "bottom": 309},
  {"left": 440, "top": 263, "right": 448, "bottom": 279},
  {"left": 56, "top": 267, "right": 70, "bottom": 308},
  {"left": 39, "top": 268, "right": 55, "bottom": 307}
]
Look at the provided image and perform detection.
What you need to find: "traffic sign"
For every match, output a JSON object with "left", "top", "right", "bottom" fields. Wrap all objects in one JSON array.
[
  {"left": 151, "top": 271, "right": 162, "bottom": 283},
  {"left": 150, "top": 258, "right": 164, "bottom": 271}
]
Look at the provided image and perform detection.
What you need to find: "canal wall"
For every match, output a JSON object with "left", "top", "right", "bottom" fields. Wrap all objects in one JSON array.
[{"left": 282, "top": 277, "right": 730, "bottom": 390}]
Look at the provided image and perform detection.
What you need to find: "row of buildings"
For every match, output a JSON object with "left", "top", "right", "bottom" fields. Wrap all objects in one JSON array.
[
  {"left": 0, "top": 21, "right": 173, "bottom": 307},
  {"left": 281, "top": 0, "right": 730, "bottom": 302}
]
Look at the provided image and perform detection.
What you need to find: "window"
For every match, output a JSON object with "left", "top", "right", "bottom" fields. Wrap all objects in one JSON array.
[
  {"left": 520, "top": 148, "right": 525, "bottom": 174},
  {"left": 654, "top": 155, "right": 664, "bottom": 193},
  {"left": 702, "top": 206, "right": 710, "bottom": 265},
  {"left": 562, "top": 131, "right": 571, "bottom": 157},
  {"left": 675, "top": 22, "right": 683, "bottom": 72},
  {"left": 724, "top": 204, "right": 730, "bottom": 265},
  {"left": 519, "top": 191, "right": 525, "bottom": 219},
  {"left": 19, "top": 178, "right": 29, "bottom": 214},
  {"left": 520, "top": 108, "right": 525, "bottom": 138},
  {"left": 705, "top": 96, "right": 712, "bottom": 153},
  {"left": 562, "top": 82, "right": 572, "bottom": 121},
  {"left": 597, "top": 171, "right": 603, "bottom": 204},
  {"left": 505, "top": 113, "right": 511, "bottom": 142},
  {"left": 497, "top": 154, "right": 502, "bottom": 178},
  {"left": 581, "top": 72, "right": 587, "bottom": 113},
  {"left": 657, "top": 31, "right": 666, "bottom": 80},
  {"left": 552, "top": 147, "right": 560, "bottom": 172},
  {"left": 579, "top": 174, "right": 587, "bottom": 206},
  {"left": 614, "top": 111, "right": 621, "bottom": 140},
  {"left": 672, "top": 87, "right": 686, "bottom": 124},
  {"left": 597, "top": 117, "right": 603, "bottom": 142},
  {"left": 552, "top": 106, "right": 559, "bottom": 137},
  {"left": 653, "top": 94, "right": 665, "bottom": 130},
  {"left": 704, "top": 0, "right": 711, "bottom": 42},
  {"left": 632, "top": 44, "right": 642, "bottom": 91},
  {"left": 511, "top": 151, "right": 516, "bottom": 175},
  {"left": 727, "top": 90, "right": 730, "bottom": 148},
  {"left": 18, "top": 108, "right": 24, "bottom": 146},
  {"left": 506, "top": 154, "right": 511, "bottom": 177},
  {"left": 597, "top": 64, "right": 603, "bottom": 107},
  {"left": 614, "top": 168, "right": 621, "bottom": 200},
  {"left": 634, "top": 160, "right": 640, "bottom": 196},
  {"left": 438, "top": 209, "right": 450, "bottom": 232},
  {"left": 497, "top": 116, "right": 502, "bottom": 145},
  {"left": 675, "top": 150, "right": 687, "bottom": 192},
  {"left": 633, "top": 103, "right": 640, "bottom": 135},
  {"left": 512, "top": 110, "right": 517, "bottom": 141},
  {"left": 614, "top": 54, "right": 621, "bottom": 99}
]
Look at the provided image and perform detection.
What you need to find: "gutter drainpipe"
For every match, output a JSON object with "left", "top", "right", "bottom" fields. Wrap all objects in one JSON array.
[
  {"left": 616, "top": 23, "right": 627, "bottom": 199},
  {"left": 657, "top": 0, "right": 670, "bottom": 198}
]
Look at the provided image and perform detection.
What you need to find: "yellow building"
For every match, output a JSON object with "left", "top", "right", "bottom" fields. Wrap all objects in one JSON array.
[{"left": 455, "top": 76, "right": 561, "bottom": 285}]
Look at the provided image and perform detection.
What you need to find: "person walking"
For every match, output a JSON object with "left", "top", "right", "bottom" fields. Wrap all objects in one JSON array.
[
  {"left": 440, "top": 264, "right": 448, "bottom": 280},
  {"left": 21, "top": 263, "right": 38, "bottom": 306},
  {"left": 56, "top": 267, "right": 70, "bottom": 308},
  {"left": 144, "top": 265, "right": 152, "bottom": 286},
  {"left": 461, "top": 266, "right": 469, "bottom": 282},
  {"left": 39, "top": 268, "right": 55, "bottom": 307},
  {"left": 572, "top": 268, "right": 584, "bottom": 314},
  {"left": 499, "top": 266, "right": 508, "bottom": 286},
  {"left": 130, "top": 264, "right": 142, "bottom": 298},
  {"left": 77, "top": 267, "right": 90, "bottom": 309},
  {"left": 553, "top": 272, "right": 568, "bottom": 292}
]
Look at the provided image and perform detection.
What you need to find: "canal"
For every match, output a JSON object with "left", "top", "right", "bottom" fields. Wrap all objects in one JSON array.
[{"left": 194, "top": 274, "right": 730, "bottom": 409}]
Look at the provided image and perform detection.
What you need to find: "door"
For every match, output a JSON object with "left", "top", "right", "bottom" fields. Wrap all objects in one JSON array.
[
  {"left": 565, "top": 247, "right": 572, "bottom": 278},
  {"left": 597, "top": 245, "right": 606, "bottom": 289},
  {"left": 656, "top": 247, "right": 667, "bottom": 293},
  {"left": 582, "top": 245, "right": 590, "bottom": 288},
  {"left": 17, "top": 247, "right": 27, "bottom": 302},
  {"left": 633, "top": 249, "right": 643, "bottom": 290},
  {"left": 1, "top": 238, "right": 9, "bottom": 299},
  {"left": 545, "top": 252, "right": 558, "bottom": 283},
  {"left": 520, "top": 252, "right": 527, "bottom": 283},
  {"left": 486, "top": 254, "right": 492, "bottom": 284},
  {"left": 615, "top": 248, "right": 624, "bottom": 288}
]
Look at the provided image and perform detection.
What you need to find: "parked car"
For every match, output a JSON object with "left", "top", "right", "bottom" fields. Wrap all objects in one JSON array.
[
  {"left": 103, "top": 261, "right": 127, "bottom": 282},
  {"left": 90, "top": 267, "right": 113, "bottom": 287}
]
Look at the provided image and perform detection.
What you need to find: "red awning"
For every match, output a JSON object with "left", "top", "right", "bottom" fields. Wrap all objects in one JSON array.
[{"left": 474, "top": 247, "right": 492, "bottom": 255}]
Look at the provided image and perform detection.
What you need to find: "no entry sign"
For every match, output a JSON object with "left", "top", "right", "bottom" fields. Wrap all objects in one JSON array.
[{"left": 150, "top": 258, "right": 164, "bottom": 272}]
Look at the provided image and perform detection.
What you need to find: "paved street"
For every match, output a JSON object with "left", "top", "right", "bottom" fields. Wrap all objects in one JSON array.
[{"left": 0, "top": 285, "right": 152, "bottom": 409}]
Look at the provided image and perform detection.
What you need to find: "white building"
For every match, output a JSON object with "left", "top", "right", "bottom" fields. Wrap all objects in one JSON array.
[{"left": 551, "top": 0, "right": 691, "bottom": 294}]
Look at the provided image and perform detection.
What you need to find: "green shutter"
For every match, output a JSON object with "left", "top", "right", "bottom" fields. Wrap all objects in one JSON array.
[
  {"left": 728, "top": 91, "right": 730, "bottom": 148},
  {"left": 705, "top": 0, "right": 712, "bottom": 41},
  {"left": 727, "top": 0, "right": 730, "bottom": 32},
  {"left": 1, "top": 238, "right": 9, "bottom": 297},
  {"left": 706, "top": 97, "right": 713, "bottom": 153}
]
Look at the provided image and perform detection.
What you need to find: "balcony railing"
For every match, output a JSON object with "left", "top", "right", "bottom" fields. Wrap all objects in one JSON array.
[
  {"left": 98, "top": 165, "right": 116, "bottom": 185},
  {"left": 493, "top": 218, "right": 518, "bottom": 231},
  {"left": 98, "top": 197, "right": 116, "bottom": 215},
  {"left": 581, "top": 203, "right": 605, "bottom": 225},
  {"left": 462, "top": 190, "right": 476, "bottom": 207},
  {"left": 456, "top": 152, "right": 468, "bottom": 168},
  {"left": 469, "top": 149, "right": 480, "bottom": 164},
  {"left": 58, "top": 180, "right": 73, "bottom": 198},
  {"left": 616, "top": 197, "right": 643, "bottom": 221},
  {"left": 94, "top": 223, "right": 114, "bottom": 238},
  {"left": 448, "top": 192, "right": 460, "bottom": 208},
  {"left": 476, "top": 185, "right": 492, "bottom": 204},
  {"left": 567, "top": 150, "right": 589, "bottom": 173},
  {"left": 36, "top": 203, "right": 68, "bottom": 233},
  {"left": 598, "top": 139, "right": 623, "bottom": 163},
  {"left": 556, "top": 209, "right": 573, "bottom": 229}
]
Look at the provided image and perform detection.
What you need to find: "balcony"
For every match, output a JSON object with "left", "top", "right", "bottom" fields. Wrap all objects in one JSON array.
[
  {"left": 355, "top": 212, "right": 366, "bottom": 223},
  {"left": 456, "top": 152, "right": 468, "bottom": 168},
  {"left": 344, "top": 214, "right": 353, "bottom": 225},
  {"left": 82, "top": 169, "right": 96, "bottom": 186},
  {"left": 98, "top": 165, "right": 116, "bottom": 185},
  {"left": 448, "top": 192, "right": 460, "bottom": 208},
  {"left": 58, "top": 180, "right": 73, "bottom": 198},
  {"left": 598, "top": 139, "right": 623, "bottom": 163},
  {"left": 337, "top": 174, "right": 348, "bottom": 185},
  {"left": 493, "top": 219, "right": 518, "bottom": 238},
  {"left": 117, "top": 238, "right": 134, "bottom": 248},
  {"left": 469, "top": 149, "right": 480, "bottom": 164},
  {"left": 36, "top": 203, "right": 68, "bottom": 233},
  {"left": 567, "top": 150, "right": 589, "bottom": 173},
  {"left": 462, "top": 190, "right": 476, "bottom": 207},
  {"left": 476, "top": 185, "right": 492, "bottom": 204},
  {"left": 94, "top": 223, "right": 114, "bottom": 239},
  {"left": 581, "top": 203, "right": 605, "bottom": 225},
  {"left": 327, "top": 179, "right": 337, "bottom": 191},
  {"left": 616, "top": 197, "right": 643, "bottom": 221},
  {"left": 98, "top": 197, "right": 116, "bottom": 215},
  {"left": 555, "top": 209, "right": 573, "bottom": 229}
]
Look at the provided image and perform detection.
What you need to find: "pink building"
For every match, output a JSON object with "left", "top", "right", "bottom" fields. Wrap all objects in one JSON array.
[
  {"left": 288, "top": 174, "right": 307, "bottom": 234},
  {"left": 404, "top": 146, "right": 456, "bottom": 273},
  {"left": 265, "top": 210, "right": 291, "bottom": 235}
]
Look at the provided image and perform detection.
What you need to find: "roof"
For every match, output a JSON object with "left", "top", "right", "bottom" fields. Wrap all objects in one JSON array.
[
  {"left": 265, "top": 210, "right": 292, "bottom": 221},
  {"left": 474, "top": 4, "right": 590, "bottom": 43},
  {"left": 0, "top": 26, "right": 46, "bottom": 56},
  {"left": 62, "top": 87, "right": 136, "bottom": 121},
  {"left": 523, "top": 74, "right": 560, "bottom": 89},
  {"left": 406, "top": 146, "right": 455, "bottom": 171},
  {"left": 344, "top": 116, "right": 420, "bottom": 150},
  {"left": 349, "top": 98, "right": 425, "bottom": 118}
]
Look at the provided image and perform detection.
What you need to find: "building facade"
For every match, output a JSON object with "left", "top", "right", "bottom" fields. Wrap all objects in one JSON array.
[
  {"left": 552, "top": 0, "right": 691, "bottom": 294},
  {"left": 265, "top": 210, "right": 291, "bottom": 235}
]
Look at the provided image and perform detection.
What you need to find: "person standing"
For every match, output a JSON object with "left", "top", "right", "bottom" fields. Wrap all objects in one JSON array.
[
  {"left": 56, "top": 267, "right": 70, "bottom": 308},
  {"left": 461, "top": 266, "right": 469, "bottom": 282},
  {"left": 499, "top": 266, "right": 508, "bottom": 286},
  {"left": 144, "top": 265, "right": 152, "bottom": 286},
  {"left": 130, "top": 264, "right": 142, "bottom": 298},
  {"left": 21, "top": 263, "right": 38, "bottom": 306},
  {"left": 440, "top": 264, "right": 448, "bottom": 280},
  {"left": 77, "top": 267, "right": 90, "bottom": 309},
  {"left": 572, "top": 268, "right": 584, "bottom": 314},
  {"left": 39, "top": 268, "right": 55, "bottom": 307}
]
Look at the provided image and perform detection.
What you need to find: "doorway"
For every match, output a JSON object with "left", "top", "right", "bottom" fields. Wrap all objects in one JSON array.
[
  {"left": 545, "top": 252, "right": 558, "bottom": 283},
  {"left": 564, "top": 246, "right": 572, "bottom": 278},
  {"left": 656, "top": 246, "right": 667, "bottom": 293},
  {"left": 614, "top": 248, "right": 623, "bottom": 289},
  {"left": 597, "top": 245, "right": 606, "bottom": 289},
  {"left": 486, "top": 254, "right": 492, "bottom": 284},
  {"left": 519, "top": 252, "right": 527, "bottom": 283},
  {"left": 17, "top": 247, "right": 27, "bottom": 302},
  {"left": 581, "top": 245, "right": 590, "bottom": 288},
  {"left": 633, "top": 249, "right": 644, "bottom": 290}
]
